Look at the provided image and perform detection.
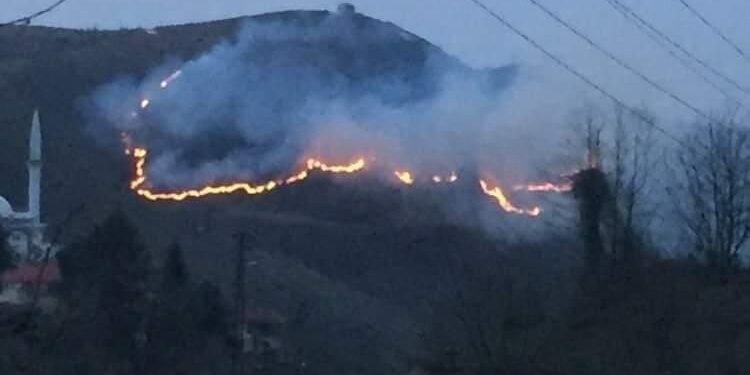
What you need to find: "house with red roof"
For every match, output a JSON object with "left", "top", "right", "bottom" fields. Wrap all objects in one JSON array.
[{"left": 0, "top": 261, "right": 61, "bottom": 310}]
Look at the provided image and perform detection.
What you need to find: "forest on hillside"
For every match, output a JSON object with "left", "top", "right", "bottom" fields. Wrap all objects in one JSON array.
[
  {"left": 2, "top": 4, "right": 750, "bottom": 375},
  {"left": 3, "top": 104, "right": 750, "bottom": 375}
]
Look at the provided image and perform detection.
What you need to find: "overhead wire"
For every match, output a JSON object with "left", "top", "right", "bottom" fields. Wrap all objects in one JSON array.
[
  {"left": 598, "top": 0, "right": 739, "bottom": 105},
  {"left": 605, "top": 0, "right": 750, "bottom": 97},
  {"left": 524, "top": 0, "right": 713, "bottom": 120},
  {"left": 466, "top": 0, "right": 689, "bottom": 148},
  {"left": 675, "top": 0, "right": 750, "bottom": 65}
]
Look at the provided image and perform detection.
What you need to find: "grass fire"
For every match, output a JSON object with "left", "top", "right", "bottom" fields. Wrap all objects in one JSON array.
[{"left": 4, "top": 3, "right": 750, "bottom": 375}]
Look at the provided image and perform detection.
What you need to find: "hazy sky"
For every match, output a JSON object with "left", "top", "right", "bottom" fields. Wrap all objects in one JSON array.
[{"left": 6, "top": 0, "right": 750, "bottom": 124}]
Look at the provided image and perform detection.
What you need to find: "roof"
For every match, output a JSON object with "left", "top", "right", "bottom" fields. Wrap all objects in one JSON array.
[{"left": 2, "top": 261, "right": 60, "bottom": 284}]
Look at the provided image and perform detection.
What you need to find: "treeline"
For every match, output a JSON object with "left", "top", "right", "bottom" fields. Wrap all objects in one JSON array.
[
  {"left": 2, "top": 106, "right": 750, "bottom": 375},
  {"left": 0, "top": 211, "right": 232, "bottom": 375},
  {"left": 414, "top": 106, "right": 750, "bottom": 375}
]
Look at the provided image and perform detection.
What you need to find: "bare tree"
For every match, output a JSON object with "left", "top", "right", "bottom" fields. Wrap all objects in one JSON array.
[
  {"left": 674, "top": 114, "right": 750, "bottom": 275},
  {"left": 564, "top": 106, "right": 609, "bottom": 279},
  {"left": 607, "top": 105, "right": 658, "bottom": 268},
  {"left": 562, "top": 104, "right": 604, "bottom": 170},
  {"left": 562, "top": 104, "right": 660, "bottom": 282}
]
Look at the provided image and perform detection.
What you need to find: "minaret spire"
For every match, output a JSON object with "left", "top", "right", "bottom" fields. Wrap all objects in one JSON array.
[
  {"left": 30, "top": 110, "right": 42, "bottom": 162},
  {"left": 27, "top": 109, "right": 42, "bottom": 223}
]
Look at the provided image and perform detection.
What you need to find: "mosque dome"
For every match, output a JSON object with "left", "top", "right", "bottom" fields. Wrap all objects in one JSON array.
[{"left": 0, "top": 196, "right": 12, "bottom": 219}]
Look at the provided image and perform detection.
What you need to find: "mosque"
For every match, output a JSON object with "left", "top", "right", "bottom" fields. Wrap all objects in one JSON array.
[{"left": 0, "top": 110, "right": 49, "bottom": 261}]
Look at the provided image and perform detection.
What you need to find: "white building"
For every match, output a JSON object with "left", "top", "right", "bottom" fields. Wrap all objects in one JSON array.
[{"left": 0, "top": 110, "right": 49, "bottom": 261}]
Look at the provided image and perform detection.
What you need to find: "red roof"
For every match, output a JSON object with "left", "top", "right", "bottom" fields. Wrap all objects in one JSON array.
[{"left": 2, "top": 261, "right": 61, "bottom": 284}]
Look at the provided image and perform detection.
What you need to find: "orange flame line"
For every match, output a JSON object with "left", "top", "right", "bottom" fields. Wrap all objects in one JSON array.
[
  {"left": 128, "top": 148, "right": 544, "bottom": 216},
  {"left": 395, "top": 171, "right": 458, "bottom": 185},
  {"left": 513, "top": 182, "right": 572, "bottom": 193},
  {"left": 480, "top": 180, "right": 542, "bottom": 217},
  {"left": 394, "top": 170, "right": 414, "bottom": 185},
  {"left": 126, "top": 69, "right": 547, "bottom": 216},
  {"left": 129, "top": 147, "right": 366, "bottom": 202}
]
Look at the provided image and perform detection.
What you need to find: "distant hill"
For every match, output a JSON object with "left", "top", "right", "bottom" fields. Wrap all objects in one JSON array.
[
  {"left": 0, "top": 9, "right": 519, "bottom": 374},
  {"left": 0, "top": 8, "right": 515, "bottom": 224}
]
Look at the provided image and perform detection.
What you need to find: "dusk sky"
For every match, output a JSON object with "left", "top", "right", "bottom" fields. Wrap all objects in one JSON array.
[{"left": 6, "top": 0, "right": 750, "bottom": 123}]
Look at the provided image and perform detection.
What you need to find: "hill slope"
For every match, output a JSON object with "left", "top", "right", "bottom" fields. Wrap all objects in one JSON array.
[
  {"left": 0, "top": 8, "right": 521, "bottom": 374},
  {"left": 0, "top": 8, "right": 515, "bottom": 224}
]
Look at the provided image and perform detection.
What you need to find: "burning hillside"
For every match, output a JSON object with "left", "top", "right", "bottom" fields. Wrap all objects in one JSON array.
[
  {"left": 126, "top": 141, "right": 564, "bottom": 217},
  {"left": 89, "top": 8, "right": 571, "bottom": 218}
]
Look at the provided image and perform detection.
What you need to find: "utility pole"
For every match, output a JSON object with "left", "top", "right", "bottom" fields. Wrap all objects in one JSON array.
[{"left": 233, "top": 232, "right": 248, "bottom": 375}]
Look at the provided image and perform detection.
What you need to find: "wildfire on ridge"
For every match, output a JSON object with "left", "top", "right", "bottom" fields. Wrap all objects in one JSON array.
[
  {"left": 432, "top": 172, "right": 459, "bottom": 184},
  {"left": 514, "top": 181, "right": 572, "bottom": 193},
  {"left": 127, "top": 146, "right": 548, "bottom": 216},
  {"left": 128, "top": 147, "right": 366, "bottom": 202},
  {"left": 127, "top": 146, "right": 553, "bottom": 216},
  {"left": 480, "top": 180, "right": 542, "bottom": 217},
  {"left": 124, "top": 69, "right": 560, "bottom": 217},
  {"left": 307, "top": 158, "right": 366, "bottom": 174},
  {"left": 160, "top": 70, "right": 182, "bottom": 89},
  {"left": 394, "top": 171, "right": 458, "bottom": 185},
  {"left": 394, "top": 170, "right": 414, "bottom": 185}
]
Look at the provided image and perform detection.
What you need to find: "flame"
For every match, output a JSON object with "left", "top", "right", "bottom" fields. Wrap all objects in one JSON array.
[
  {"left": 394, "top": 170, "right": 414, "bottom": 185},
  {"left": 514, "top": 181, "right": 572, "bottom": 193},
  {"left": 128, "top": 147, "right": 366, "bottom": 202},
  {"left": 395, "top": 171, "right": 457, "bottom": 185},
  {"left": 307, "top": 158, "right": 366, "bottom": 173},
  {"left": 480, "top": 180, "right": 542, "bottom": 217},
  {"left": 160, "top": 70, "right": 182, "bottom": 89},
  {"left": 122, "top": 69, "right": 551, "bottom": 216},
  {"left": 432, "top": 172, "right": 458, "bottom": 184},
  {"left": 128, "top": 147, "right": 546, "bottom": 216},
  {"left": 284, "top": 170, "right": 309, "bottom": 184},
  {"left": 129, "top": 148, "right": 148, "bottom": 190}
]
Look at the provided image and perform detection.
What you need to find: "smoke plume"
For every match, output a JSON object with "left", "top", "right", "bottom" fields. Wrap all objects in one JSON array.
[{"left": 87, "top": 10, "right": 520, "bottom": 189}]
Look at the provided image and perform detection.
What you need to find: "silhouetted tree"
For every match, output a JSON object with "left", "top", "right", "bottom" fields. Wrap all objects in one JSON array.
[
  {"left": 606, "top": 106, "right": 657, "bottom": 270},
  {"left": 566, "top": 105, "right": 657, "bottom": 280},
  {"left": 674, "top": 116, "right": 750, "bottom": 278},
  {"left": 144, "top": 242, "right": 229, "bottom": 375},
  {"left": 191, "top": 281, "right": 228, "bottom": 335},
  {"left": 161, "top": 242, "right": 188, "bottom": 291},
  {"left": 573, "top": 168, "right": 611, "bottom": 280},
  {"left": 57, "top": 210, "right": 152, "bottom": 374}
]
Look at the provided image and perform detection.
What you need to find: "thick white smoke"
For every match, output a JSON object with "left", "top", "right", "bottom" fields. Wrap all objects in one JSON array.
[{"left": 87, "top": 10, "right": 523, "bottom": 189}]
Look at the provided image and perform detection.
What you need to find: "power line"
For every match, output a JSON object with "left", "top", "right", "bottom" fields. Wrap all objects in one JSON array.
[
  {"left": 466, "top": 0, "right": 688, "bottom": 148},
  {"left": 0, "top": 0, "right": 70, "bottom": 28},
  {"left": 600, "top": 0, "right": 739, "bottom": 105},
  {"left": 675, "top": 0, "right": 750, "bottom": 65},
  {"left": 524, "top": 0, "right": 712, "bottom": 120},
  {"left": 606, "top": 0, "right": 750, "bottom": 97}
]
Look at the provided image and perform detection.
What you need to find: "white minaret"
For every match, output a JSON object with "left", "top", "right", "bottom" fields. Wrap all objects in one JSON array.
[{"left": 27, "top": 109, "right": 42, "bottom": 224}]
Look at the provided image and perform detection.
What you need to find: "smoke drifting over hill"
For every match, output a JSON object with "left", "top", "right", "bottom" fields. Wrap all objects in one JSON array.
[{"left": 86, "top": 10, "right": 518, "bottom": 188}]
